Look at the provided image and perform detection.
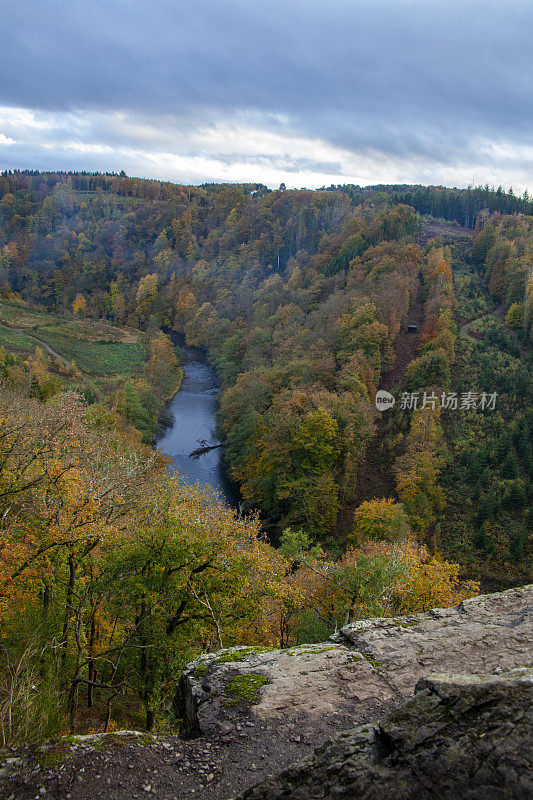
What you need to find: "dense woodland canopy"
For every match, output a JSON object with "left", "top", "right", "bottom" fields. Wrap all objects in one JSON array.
[{"left": 0, "top": 171, "right": 530, "bottom": 742}]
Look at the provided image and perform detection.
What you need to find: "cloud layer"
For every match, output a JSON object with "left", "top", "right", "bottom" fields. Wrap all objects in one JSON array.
[{"left": 1, "top": 0, "right": 532, "bottom": 190}]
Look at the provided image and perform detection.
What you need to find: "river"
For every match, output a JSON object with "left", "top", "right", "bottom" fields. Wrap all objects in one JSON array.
[{"left": 155, "top": 342, "right": 237, "bottom": 506}]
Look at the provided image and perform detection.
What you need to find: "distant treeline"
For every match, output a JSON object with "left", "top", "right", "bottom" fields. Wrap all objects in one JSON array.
[
  {"left": 337, "top": 183, "right": 533, "bottom": 228},
  {"left": 1, "top": 170, "right": 531, "bottom": 226}
]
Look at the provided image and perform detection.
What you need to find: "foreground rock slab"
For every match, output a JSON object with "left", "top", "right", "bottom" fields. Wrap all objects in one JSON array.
[
  {"left": 1, "top": 585, "right": 531, "bottom": 800},
  {"left": 175, "top": 642, "right": 396, "bottom": 739},
  {"left": 334, "top": 583, "right": 533, "bottom": 697},
  {"left": 177, "top": 584, "right": 533, "bottom": 741},
  {"left": 239, "top": 669, "right": 533, "bottom": 800}
]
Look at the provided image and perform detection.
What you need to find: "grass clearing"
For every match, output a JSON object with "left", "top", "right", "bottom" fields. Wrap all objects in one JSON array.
[
  {"left": 0, "top": 324, "right": 37, "bottom": 354},
  {"left": 41, "top": 332, "right": 145, "bottom": 375},
  {"left": 0, "top": 300, "right": 145, "bottom": 376}
]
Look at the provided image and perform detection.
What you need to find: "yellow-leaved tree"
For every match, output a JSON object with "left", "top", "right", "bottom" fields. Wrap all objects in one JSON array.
[
  {"left": 135, "top": 273, "right": 158, "bottom": 320},
  {"left": 72, "top": 293, "right": 87, "bottom": 316},
  {"left": 351, "top": 498, "right": 411, "bottom": 543}
]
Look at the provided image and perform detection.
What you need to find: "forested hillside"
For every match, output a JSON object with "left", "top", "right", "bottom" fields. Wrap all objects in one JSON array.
[{"left": 0, "top": 171, "right": 530, "bottom": 742}]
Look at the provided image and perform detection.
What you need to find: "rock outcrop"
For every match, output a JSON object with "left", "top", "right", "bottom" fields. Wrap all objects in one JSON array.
[
  {"left": 2, "top": 586, "right": 531, "bottom": 800},
  {"left": 333, "top": 582, "right": 533, "bottom": 697},
  {"left": 174, "top": 642, "right": 392, "bottom": 739},
  {"left": 239, "top": 669, "right": 533, "bottom": 800},
  {"left": 176, "top": 584, "right": 533, "bottom": 741}
]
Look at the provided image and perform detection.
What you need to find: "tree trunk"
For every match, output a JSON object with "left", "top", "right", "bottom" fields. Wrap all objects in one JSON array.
[
  {"left": 61, "top": 553, "right": 76, "bottom": 659},
  {"left": 87, "top": 613, "right": 96, "bottom": 707}
]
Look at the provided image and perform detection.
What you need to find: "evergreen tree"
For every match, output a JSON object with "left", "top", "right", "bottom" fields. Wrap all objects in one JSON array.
[
  {"left": 501, "top": 450, "right": 519, "bottom": 479},
  {"left": 502, "top": 481, "right": 527, "bottom": 510},
  {"left": 509, "top": 527, "right": 526, "bottom": 563}
]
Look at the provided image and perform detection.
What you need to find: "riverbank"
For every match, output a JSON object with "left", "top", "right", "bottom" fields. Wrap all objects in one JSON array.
[{"left": 162, "top": 364, "right": 184, "bottom": 401}]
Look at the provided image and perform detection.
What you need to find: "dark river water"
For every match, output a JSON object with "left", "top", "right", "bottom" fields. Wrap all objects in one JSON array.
[{"left": 155, "top": 343, "right": 237, "bottom": 506}]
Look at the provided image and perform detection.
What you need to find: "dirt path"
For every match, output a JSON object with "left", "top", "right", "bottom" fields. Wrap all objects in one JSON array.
[
  {"left": 9, "top": 326, "right": 70, "bottom": 365},
  {"left": 459, "top": 304, "right": 504, "bottom": 341}
]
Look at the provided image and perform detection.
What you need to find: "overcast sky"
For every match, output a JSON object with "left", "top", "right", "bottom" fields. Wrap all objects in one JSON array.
[{"left": 1, "top": 0, "right": 532, "bottom": 191}]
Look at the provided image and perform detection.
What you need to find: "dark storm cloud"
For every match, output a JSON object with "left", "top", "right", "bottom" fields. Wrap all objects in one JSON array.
[{"left": 0, "top": 0, "right": 532, "bottom": 184}]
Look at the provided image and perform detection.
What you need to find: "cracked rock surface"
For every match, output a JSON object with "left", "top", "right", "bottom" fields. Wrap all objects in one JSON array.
[
  {"left": 333, "top": 583, "right": 533, "bottom": 696},
  {"left": 239, "top": 669, "right": 533, "bottom": 800},
  {"left": 177, "top": 584, "right": 533, "bottom": 739}
]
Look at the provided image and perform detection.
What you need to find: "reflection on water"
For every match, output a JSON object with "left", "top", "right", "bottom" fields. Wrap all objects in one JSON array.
[{"left": 155, "top": 344, "right": 236, "bottom": 505}]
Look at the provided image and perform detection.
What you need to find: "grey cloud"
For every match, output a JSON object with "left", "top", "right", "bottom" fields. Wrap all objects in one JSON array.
[{"left": 0, "top": 0, "right": 532, "bottom": 182}]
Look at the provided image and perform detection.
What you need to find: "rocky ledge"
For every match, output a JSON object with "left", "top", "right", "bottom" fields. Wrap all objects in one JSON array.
[
  {"left": 1, "top": 585, "right": 531, "bottom": 800},
  {"left": 175, "top": 584, "right": 532, "bottom": 742},
  {"left": 239, "top": 668, "right": 533, "bottom": 800}
]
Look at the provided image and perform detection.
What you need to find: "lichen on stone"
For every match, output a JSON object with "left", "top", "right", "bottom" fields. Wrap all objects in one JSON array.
[
  {"left": 284, "top": 644, "right": 337, "bottom": 656},
  {"left": 362, "top": 653, "right": 383, "bottom": 669},
  {"left": 224, "top": 673, "right": 268, "bottom": 705},
  {"left": 214, "top": 647, "right": 273, "bottom": 664},
  {"left": 191, "top": 646, "right": 276, "bottom": 678}
]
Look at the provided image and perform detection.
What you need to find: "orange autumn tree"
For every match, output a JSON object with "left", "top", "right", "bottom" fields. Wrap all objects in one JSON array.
[
  {"left": 432, "top": 258, "right": 453, "bottom": 283},
  {"left": 427, "top": 246, "right": 452, "bottom": 281},
  {"left": 72, "top": 292, "right": 87, "bottom": 316},
  {"left": 0, "top": 386, "right": 292, "bottom": 740},
  {"left": 276, "top": 530, "right": 478, "bottom": 635}
]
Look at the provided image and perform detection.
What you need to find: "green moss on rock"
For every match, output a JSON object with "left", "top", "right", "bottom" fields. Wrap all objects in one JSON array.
[
  {"left": 35, "top": 744, "right": 68, "bottom": 769},
  {"left": 362, "top": 654, "right": 383, "bottom": 669},
  {"left": 224, "top": 673, "right": 268, "bottom": 705},
  {"left": 192, "top": 646, "right": 276, "bottom": 677},
  {"left": 214, "top": 647, "right": 275, "bottom": 665}
]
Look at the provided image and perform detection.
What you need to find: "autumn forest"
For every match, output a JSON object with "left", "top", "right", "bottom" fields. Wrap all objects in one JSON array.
[{"left": 0, "top": 171, "right": 531, "bottom": 742}]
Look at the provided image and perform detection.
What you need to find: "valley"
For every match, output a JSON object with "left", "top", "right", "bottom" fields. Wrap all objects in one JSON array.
[
  {"left": 1, "top": 2, "right": 532, "bottom": 795},
  {"left": 0, "top": 171, "right": 530, "bottom": 750}
]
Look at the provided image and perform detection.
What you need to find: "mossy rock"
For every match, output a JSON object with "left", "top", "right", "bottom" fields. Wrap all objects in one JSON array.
[
  {"left": 213, "top": 646, "right": 275, "bottom": 665},
  {"left": 344, "top": 654, "right": 365, "bottom": 670},
  {"left": 35, "top": 742, "right": 69, "bottom": 769},
  {"left": 192, "top": 646, "right": 276, "bottom": 677},
  {"left": 284, "top": 645, "right": 338, "bottom": 656},
  {"left": 362, "top": 654, "right": 383, "bottom": 669},
  {"left": 224, "top": 673, "right": 268, "bottom": 706},
  {"left": 393, "top": 619, "right": 420, "bottom": 628}
]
